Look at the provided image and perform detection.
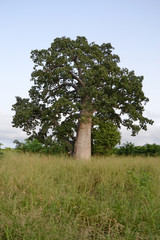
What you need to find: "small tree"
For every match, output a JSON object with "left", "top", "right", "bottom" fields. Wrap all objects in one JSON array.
[
  {"left": 12, "top": 36, "right": 153, "bottom": 160},
  {"left": 92, "top": 121, "right": 121, "bottom": 155}
]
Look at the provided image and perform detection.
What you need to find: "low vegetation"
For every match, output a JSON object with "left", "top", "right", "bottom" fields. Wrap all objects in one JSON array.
[
  {"left": 12, "top": 139, "right": 160, "bottom": 157},
  {"left": 114, "top": 142, "right": 160, "bottom": 156},
  {"left": 0, "top": 152, "right": 160, "bottom": 239},
  {"left": 0, "top": 143, "right": 4, "bottom": 158}
]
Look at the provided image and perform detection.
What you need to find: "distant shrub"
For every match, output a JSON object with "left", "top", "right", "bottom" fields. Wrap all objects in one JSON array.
[
  {"left": 14, "top": 139, "right": 67, "bottom": 155},
  {"left": 3, "top": 147, "right": 15, "bottom": 152},
  {"left": 20, "top": 139, "right": 43, "bottom": 153},
  {"left": 114, "top": 142, "right": 160, "bottom": 156},
  {"left": 114, "top": 142, "right": 135, "bottom": 156},
  {"left": 145, "top": 144, "right": 160, "bottom": 156},
  {"left": 13, "top": 138, "right": 160, "bottom": 157},
  {"left": 0, "top": 143, "right": 4, "bottom": 157}
]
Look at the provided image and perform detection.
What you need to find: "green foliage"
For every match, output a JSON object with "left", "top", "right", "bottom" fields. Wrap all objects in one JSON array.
[
  {"left": 114, "top": 142, "right": 160, "bottom": 156},
  {"left": 41, "top": 140, "right": 67, "bottom": 155},
  {"left": 19, "top": 139, "right": 43, "bottom": 153},
  {"left": 13, "top": 140, "right": 160, "bottom": 157},
  {"left": 114, "top": 142, "right": 136, "bottom": 156},
  {"left": 92, "top": 121, "right": 121, "bottom": 155},
  {"left": 0, "top": 143, "right": 4, "bottom": 157},
  {"left": 14, "top": 138, "right": 67, "bottom": 155},
  {"left": 12, "top": 36, "right": 153, "bottom": 153},
  {"left": 3, "top": 147, "right": 14, "bottom": 151},
  {"left": 145, "top": 144, "right": 160, "bottom": 156}
]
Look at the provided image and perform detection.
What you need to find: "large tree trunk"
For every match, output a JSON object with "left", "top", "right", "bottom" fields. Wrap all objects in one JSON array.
[{"left": 74, "top": 110, "right": 92, "bottom": 161}]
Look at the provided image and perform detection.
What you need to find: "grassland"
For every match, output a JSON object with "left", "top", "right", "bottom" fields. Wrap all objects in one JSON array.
[{"left": 0, "top": 153, "right": 160, "bottom": 239}]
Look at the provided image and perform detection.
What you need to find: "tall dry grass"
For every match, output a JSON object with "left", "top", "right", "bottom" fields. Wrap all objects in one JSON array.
[{"left": 0, "top": 152, "right": 160, "bottom": 239}]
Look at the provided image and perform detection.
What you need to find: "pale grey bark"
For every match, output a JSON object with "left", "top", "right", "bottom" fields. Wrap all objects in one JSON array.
[{"left": 74, "top": 112, "right": 92, "bottom": 161}]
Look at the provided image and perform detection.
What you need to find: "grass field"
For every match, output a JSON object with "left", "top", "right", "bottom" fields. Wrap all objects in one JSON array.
[{"left": 0, "top": 152, "right": 160, "bottom": 239}]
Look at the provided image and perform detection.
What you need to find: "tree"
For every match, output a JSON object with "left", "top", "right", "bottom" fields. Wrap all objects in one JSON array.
[
  {"left": 92, "top": 121, "right": 121, "bottom": 155},
  {"left": 12, "top": 36, "right": 153, "bottom": 160}
]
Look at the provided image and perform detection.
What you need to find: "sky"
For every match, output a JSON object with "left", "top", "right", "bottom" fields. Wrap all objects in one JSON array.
[{"left": 0, "top": 0, "right": 160, "bottom": 148}]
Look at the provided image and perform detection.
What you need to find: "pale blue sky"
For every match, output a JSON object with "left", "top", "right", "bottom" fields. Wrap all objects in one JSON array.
[{"left": 0, "top": 0, "right": 160, "bottom": 147}]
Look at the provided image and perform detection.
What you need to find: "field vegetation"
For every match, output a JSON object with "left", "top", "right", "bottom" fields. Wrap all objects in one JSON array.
[{"left": 0, "top": 152, "right": 160, "bottom": 239}]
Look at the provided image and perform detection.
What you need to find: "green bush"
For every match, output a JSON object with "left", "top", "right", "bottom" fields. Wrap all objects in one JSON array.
[
  {"left": 145, "top": 144, "right": 160, "bottom": 156},
  {"left": 92, "top": 121, "right": 121, "bottom": 155},
  {"left": 13, "top": 139, "right": 160, "bottom": 157},
  {"left": 14, "top": 139, "right": 67, "bottom": 155},
  {"left": 16, "top": 139, "right": 43, "bottom": 153},
  {"left": 0, "top": 143, "right": 4, "bottom": 157},
  {"left": 114, "top": 142, "right": 136, "bottom": 156},
  {"left": 114, "top": 143, "right": 160, "bottom": 156}
]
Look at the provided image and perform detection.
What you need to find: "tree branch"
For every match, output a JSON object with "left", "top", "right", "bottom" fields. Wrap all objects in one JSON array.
[
  {"left": 70, "top": 71, "right": 84, "bottom": 87},
  {"left": 43, "top": 65, "right": 64, "bottom": 72},
  {"left": 49, "top": 64, "right": 64, "bottom": 70},
  {"left": 44, "top": 82, "right": 78, "bottom": 100},
  {"left": 73, "top": 57, "right": 83, "bottom": 79},
  {"left": 60, "top": 82, "right": 78, "bottom": 91}
]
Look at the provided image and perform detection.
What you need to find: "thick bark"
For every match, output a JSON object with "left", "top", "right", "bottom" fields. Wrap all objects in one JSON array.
[{"left": 74, "top": 111, "right": 92, "bottom": 160}]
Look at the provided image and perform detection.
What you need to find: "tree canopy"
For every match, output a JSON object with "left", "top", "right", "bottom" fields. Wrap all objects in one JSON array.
[{"left": 12, "top": 36, "right": 153, "bottom": 160}]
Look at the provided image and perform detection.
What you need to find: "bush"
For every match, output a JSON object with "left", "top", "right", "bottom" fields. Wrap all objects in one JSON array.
[
  {"left": 0, "top": 143, "right": 4, "bottom": 157},
  {"left": 114, "top": 142, "right": 136, "bottom": 156},
  {"left": 145, "top": 144, "right": 160, "bottom": 156},
  {"left": 114, "top": 142, "right": 160, "bottom": 156},
  {"left": 92, "top": 121, "right": 121, "bottom": 155},
  {"left": 14, "top": 139, "right": 67, "bottom": 155}
]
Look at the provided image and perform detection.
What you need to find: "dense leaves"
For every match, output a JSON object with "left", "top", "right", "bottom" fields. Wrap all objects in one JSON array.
[
  {"left": 12, "top": 36, "right": 153, "bottom": 154},
  {"left": 114, "top": 142, "right": 160, "bottom": 156},
  {"left": 0, "top": 143, "right": 3, "bottom": 157},
  {"left": 14, "top": 139, "right": 67, "bottom": 155},
  {"left": 92, "top": 121, "right": 121, "bottom": 155}
]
